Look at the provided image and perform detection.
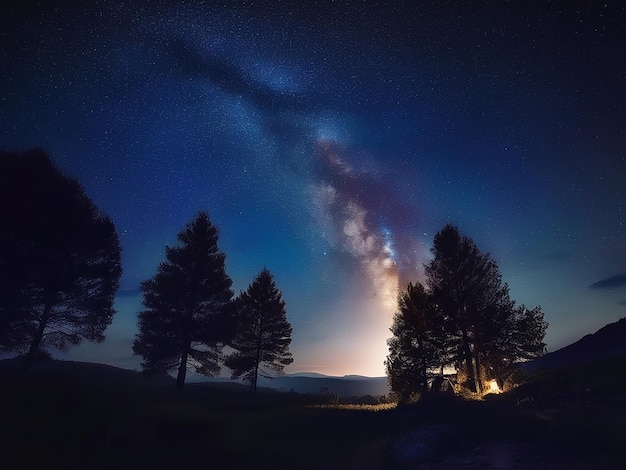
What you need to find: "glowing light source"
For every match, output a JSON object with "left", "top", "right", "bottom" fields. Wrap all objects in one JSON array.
[{"left": 487, "top": 379, "right": 501, "bottom": 394}]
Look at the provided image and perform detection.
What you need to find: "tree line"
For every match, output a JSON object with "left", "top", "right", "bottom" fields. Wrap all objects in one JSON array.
[
  {"left": 386, "top": 224, "right": 548, "bottom": 400},
  {"left": 0, "top": 149, "right": 292, "bottom": 390},
  {"left": 1, "top": 149, "right": 548, "bottom": 396}
]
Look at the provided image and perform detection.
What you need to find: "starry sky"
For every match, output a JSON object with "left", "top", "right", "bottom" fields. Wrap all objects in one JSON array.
[{"left": 1, "top": 1, "right": 625, "bottom": 377}]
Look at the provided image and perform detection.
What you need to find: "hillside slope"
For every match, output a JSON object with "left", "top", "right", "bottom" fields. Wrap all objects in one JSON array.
[{"left": 523, "top": 317, "right": 626, "bottom": 372}]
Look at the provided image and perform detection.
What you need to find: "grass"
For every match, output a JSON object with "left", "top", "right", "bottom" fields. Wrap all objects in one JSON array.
[
  {"left": 1, "top": 357, "right": 624, "bottom": 469},
  {"left": 0, "top": 360, "right": 400, "bottom": 469},
  {"left": 309, "top": 403, "right": 397, "bottom": 411},
  {"left": 480, "top": 354, "right": 626, "bottom": 465}
]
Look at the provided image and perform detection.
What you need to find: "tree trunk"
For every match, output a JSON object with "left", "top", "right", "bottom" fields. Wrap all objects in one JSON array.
[
  {"left": 176, "top": 339, "right": 191, "bottom": 389},
  {"left": 473, "top": 347, "right": 483, "bottom": 394},
  {"left": 251, "top": 321, "right": 263, "bottom": 394},
  {"left": 420, "top": 365, "right": 428, "bottom": 393},
  {"left": 457, "top": 292, "right": 478, "bottom": 393},
  {"left": 461, "top": 329, "right": 478, "bottom": 393},
  {"left": 22, "top": 301, "right": 53, "bottom": 371},
  {"left": 251, "top": 364, "right": 258, "bottom": 393},
  {"left": 252, "top": 337, "right": 261, "bottom": 394}
]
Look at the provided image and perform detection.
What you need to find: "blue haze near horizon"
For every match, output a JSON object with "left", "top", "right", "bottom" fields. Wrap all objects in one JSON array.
[{"left": 1, "top": 1, "right": 625, "bottom": 377}]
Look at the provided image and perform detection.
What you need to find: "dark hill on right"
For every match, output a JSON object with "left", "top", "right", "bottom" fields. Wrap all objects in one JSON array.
[{"left": 522, "top": 317, "right": 626, "bottom": 373}]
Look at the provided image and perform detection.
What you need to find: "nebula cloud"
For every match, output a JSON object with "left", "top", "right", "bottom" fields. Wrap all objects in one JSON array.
[{"left": 311, "top": 140, "right": 423, "bottom": 311}]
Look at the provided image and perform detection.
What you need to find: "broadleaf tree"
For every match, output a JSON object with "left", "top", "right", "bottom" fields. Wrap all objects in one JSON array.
[
  {"left": 226, "top": 268, "right": 293, "bottom": 393},
  {"left": 133, "top": 211, "right": 235, "bottom": 388},
  {"left": 0, "top": 149, "right": 122, "bottom": 370}
]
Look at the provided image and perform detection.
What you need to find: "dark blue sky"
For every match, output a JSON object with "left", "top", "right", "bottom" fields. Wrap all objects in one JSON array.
[{"left": 1, "top": 1, "right": 625, "bottom": 376}]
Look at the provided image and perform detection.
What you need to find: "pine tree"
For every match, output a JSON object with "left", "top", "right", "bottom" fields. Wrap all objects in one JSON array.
[
  {"left": 226, "top": 268, "right": 293, "bottom": 393},
  {"left": 424, "top": 225, "right": 480, "bottom": 392},
  {"left": 385, "top": 282, "right": 447, "bottom": 401},
  {"left": 424, "top": 224, "right": 546, "bottom": 393},
  {"left": 386, "top": 225, "right": 548, "bottom": 395},
  {"left": 133, "top": 212, "right": 234, "bottom": 388},
  {"left": 0, "top": 149, "right": 122, "bottom": 370}
]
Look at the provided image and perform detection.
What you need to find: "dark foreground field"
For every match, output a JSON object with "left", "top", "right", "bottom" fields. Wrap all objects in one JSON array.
[{"left": 1, "top": 358, "right": 624, "bottom": 469}]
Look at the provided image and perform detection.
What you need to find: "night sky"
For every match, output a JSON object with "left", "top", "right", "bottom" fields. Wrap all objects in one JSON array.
[{"left": 2, "top": 1, "right": 625, "bottom": 377}]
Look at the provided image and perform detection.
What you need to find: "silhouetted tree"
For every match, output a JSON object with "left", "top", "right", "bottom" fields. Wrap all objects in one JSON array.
[
  {"left": 425, "top": 225, "right": 524, "bottom": 392},
  {"left": 388, "top": 225, "right": 548, "bottom": 395},
  {"left": 226, "top": 268, "right": 293, "bottom": 393},
  {"left": 133, "top": 212, "right": 234, "bottom": 388},
  {"left": 483, "top": 304, "right": 548, "bottom": 387},
  {"left": 513, "top": 305, "right": 548, "bottom": 359},
  {"left": 385, "top": 282, "right": 448, "bottom": 401},
  {"left": 424, "top": 225, "right": 476, "bottom": 391},
  {"left": 0, "top": 149, "right": 122, "bottom": 370}
]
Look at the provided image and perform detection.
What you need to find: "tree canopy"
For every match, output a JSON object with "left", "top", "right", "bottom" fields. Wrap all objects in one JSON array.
[
  {"left": 226, "top": 268, "right": 293, "bottom": 393},
  {"left": 386, "top": 224, "right": 547, "bottom": 397},
  {"left": 385, "top": 282, "right": 444, "bottom": 401},
  {"left": 0, "top": 149, "right": 122, "bottom": 370},
  {"left": 132, "top": 211, "right": 235, "bottom": 388}
]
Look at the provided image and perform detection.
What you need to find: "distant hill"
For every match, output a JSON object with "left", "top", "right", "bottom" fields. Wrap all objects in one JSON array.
[
  {"left": 523, "top": 317, "right": 626, "bottom": 373},
  {"left": 284, "top": 371, "right": 330, "bottom": 379},
  {"left": 0, "top": 357, "right": 175, "bottom": 388},
  {"left": 199, "top": 372, "right": 391, "bottom": 397},
  {"left": 256, "top": 374, "right": 389, "bottom": 397},
  {"left": 0, "top": 358, "right": 389, "bottom": 397}
]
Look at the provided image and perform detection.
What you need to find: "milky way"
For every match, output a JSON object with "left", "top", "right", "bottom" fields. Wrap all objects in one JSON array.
[
  {"left": 1, "top": 1, "right": 625, "bottom": 376},
  {"left": 312, "top": 139, "right": 425, "bottom": 310}
]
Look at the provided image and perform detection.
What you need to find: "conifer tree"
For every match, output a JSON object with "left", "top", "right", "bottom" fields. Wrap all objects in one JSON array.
[
  {"left": 386, "top": 224, "right": 548, "bottom": 395},
  {"left": 425, "top": 224, "right": 517, "bottom": 392},
  {"left": 385, "top": 282, "right": 447, "bottom": 401},
  {"left": 226, "top": 268, "right": 293, "bottom": 393},
  {"left": 488, "top": 304, "right": 547, "bottom": 385},
  {"left": 133, "top": 212, "right": 234, "bottom": 388}
]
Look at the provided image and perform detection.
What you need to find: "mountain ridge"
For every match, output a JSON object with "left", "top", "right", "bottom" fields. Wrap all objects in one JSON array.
[{"left": 523, "top": 317, "right": 626, "bottom": 372}]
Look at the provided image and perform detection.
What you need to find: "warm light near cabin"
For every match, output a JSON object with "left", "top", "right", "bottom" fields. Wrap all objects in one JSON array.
[{"left": 487, "top": 379, "right": 501, "bottom": 394}]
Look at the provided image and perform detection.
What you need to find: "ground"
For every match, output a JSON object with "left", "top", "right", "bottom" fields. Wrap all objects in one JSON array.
[{"left": 1, "top": 358, "right": 624, "bottom": 469}]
